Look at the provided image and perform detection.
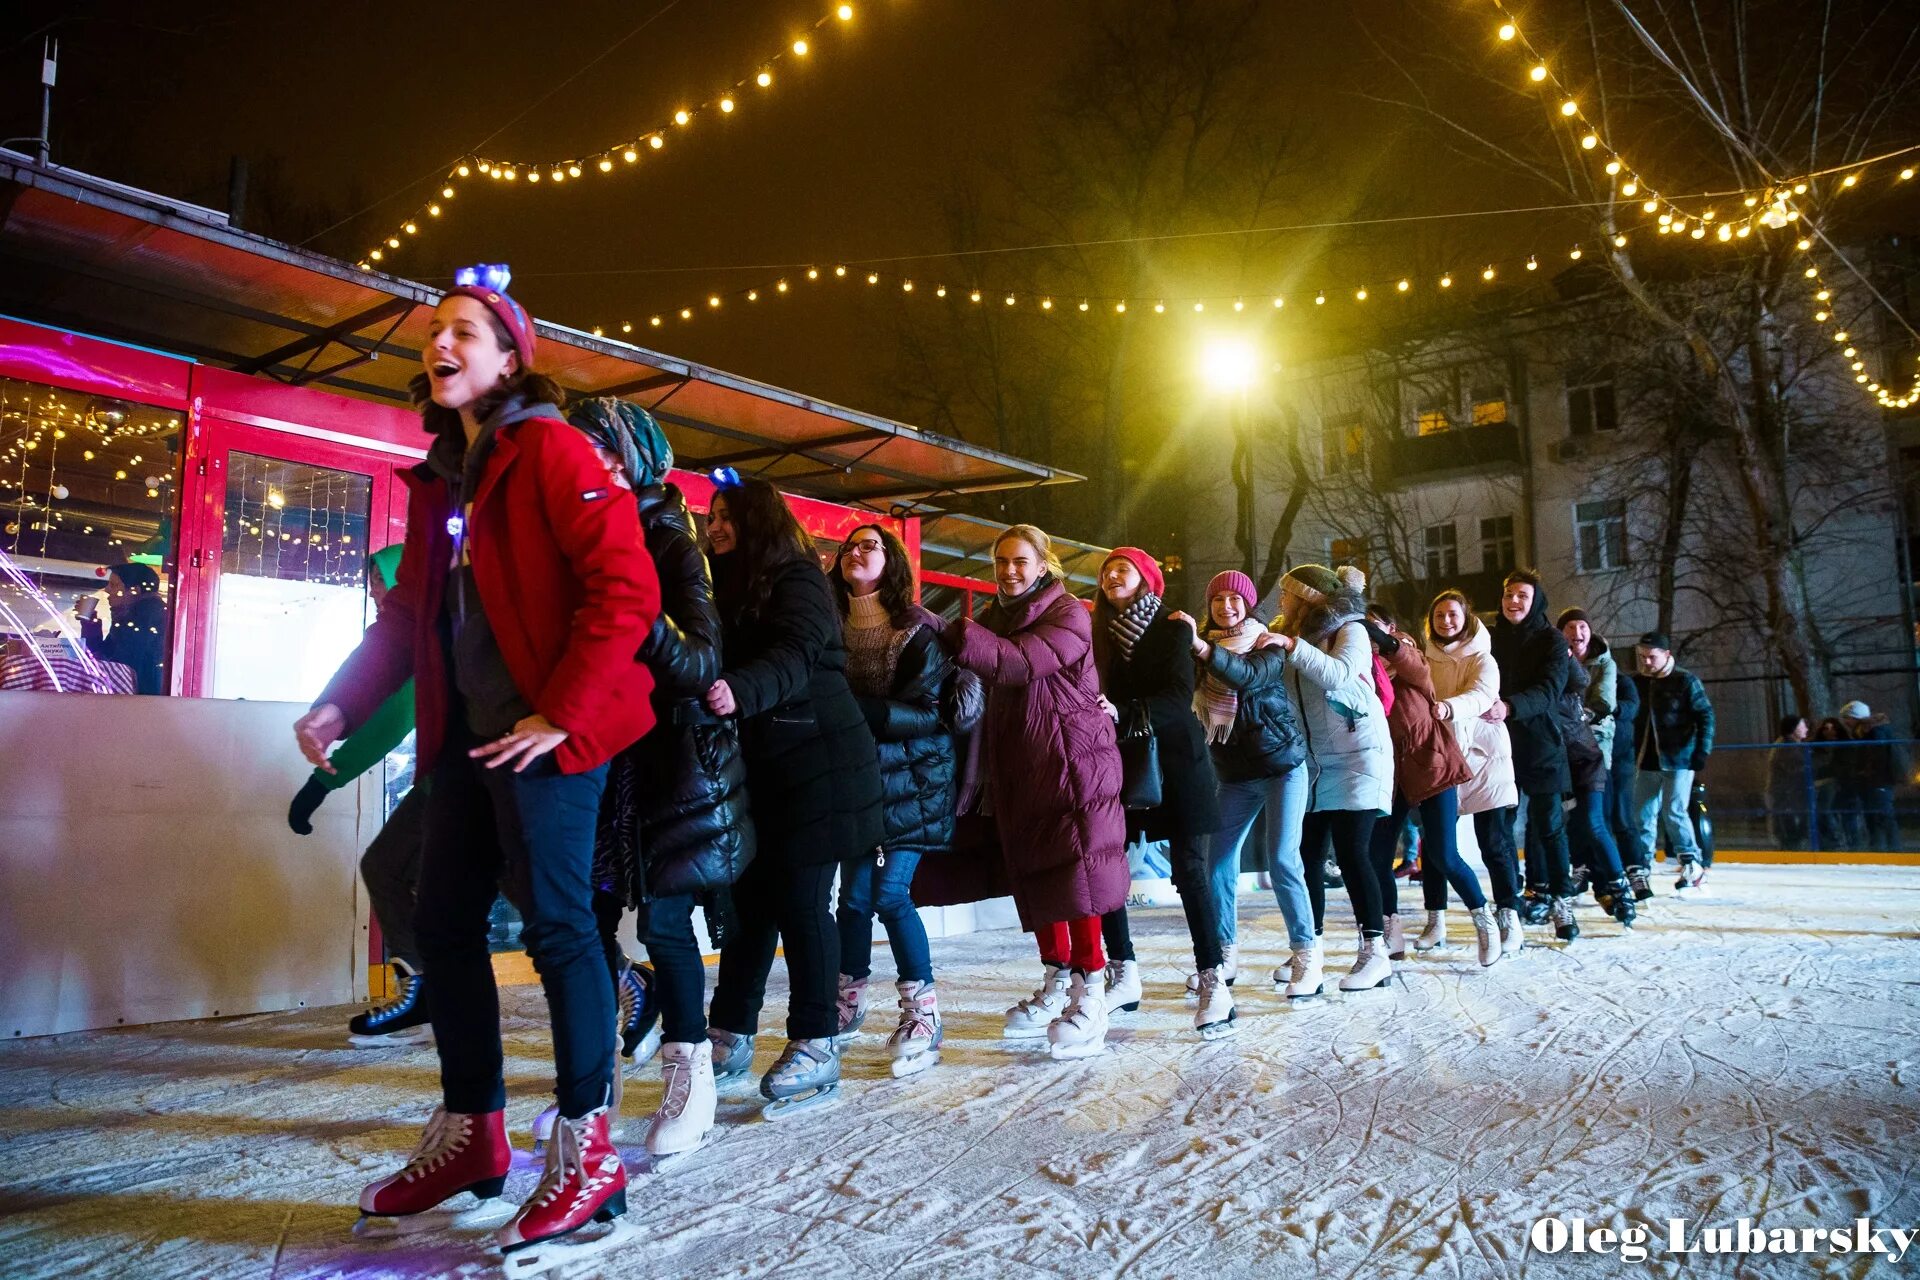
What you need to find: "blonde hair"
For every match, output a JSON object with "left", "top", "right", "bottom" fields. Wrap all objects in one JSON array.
[{"left": 994, "top": 523, "right": 1066, "bottom": 581}]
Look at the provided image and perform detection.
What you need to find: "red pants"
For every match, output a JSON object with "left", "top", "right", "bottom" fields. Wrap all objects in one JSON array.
[{"left": 1035, "top": 915, "right": 1105, "bottom": 972}]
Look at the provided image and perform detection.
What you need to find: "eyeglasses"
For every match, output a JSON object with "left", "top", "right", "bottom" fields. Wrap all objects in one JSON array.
[{"left": 840, "top": 538, "right": 884, "bottom": 556}]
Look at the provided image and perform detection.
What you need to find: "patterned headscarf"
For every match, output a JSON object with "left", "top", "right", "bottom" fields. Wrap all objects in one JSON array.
[{"left": 568, "top": 397, "right": 674, "bottom": 489}]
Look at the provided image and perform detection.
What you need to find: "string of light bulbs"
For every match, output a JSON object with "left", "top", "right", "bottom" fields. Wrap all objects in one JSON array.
[
  {"left": 1803, "top": 257, "right": 1920, "bottom": 410},
  {"left": 356, "top": 2, "right": 867, "bottom": 271},
  {"left": 1483, "top": 0, "right": 1918, "bottom": 242}
]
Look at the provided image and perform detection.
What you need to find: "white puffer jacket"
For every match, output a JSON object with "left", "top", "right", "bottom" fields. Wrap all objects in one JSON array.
[
  {"left": 1284, "top": 605, "right": 1394, "bottom": 816},
  {"left": 1422, "top": 616, "right": 1518, "bottom": 816}
]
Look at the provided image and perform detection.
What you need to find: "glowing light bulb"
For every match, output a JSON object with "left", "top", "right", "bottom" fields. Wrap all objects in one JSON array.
[
  {"left": 443, "top": 186, "right": 456, "bottom": 198},
  {"left": 650, "top": 316, "right": 663, "bottom": 326},
  {"left": 1355, "top": 287, "right": 1368, "bottom": 300},
  {"left": 1396, "top": 279, "right": 1410, "bottom": 292},
  {"left": 757, "top": 71, "right": 772, "bottom": 88},
  {"left": 1272, "top": 296, "right": 1285, "bottom": 308},
  {"left": 674, "top": 110, "right": 691, "bottom": 126},
  {"left": 1561, "top": 101, "right": 1578, "bottom": 117},
  {"left": 1902, "top": 168, "right": 1915, "bottom": 181},
  {"left": 623, "top": 148, "right": 638, "bottom": 162},
  {"left": 793, "top": 39, "right": 810, "bottom": 55},
  {"left": 838, "top": 4, "right": 854, "bottom": 19},
  {"left": 649, "top": 135, "right": 664, "bottom": 149},
  {"left": 1529, "top": 64, "right": 1548, "bottom": 82},
  {"left": 1621, "top": 182, "right": 1638, "bottom": 197},
  {"left": 936, "top": 285, "right": 947, "bottom": 297},
  {"left": 866, "top": 272, "right": 879, "bottom": 284},
  {"left": 747, "top": 290, "right": 759, "bottom": 301},
  {"left": 1440, "top": 274, "right": 1453, "bottom": 288},
  {"left": 778, "top": 280, "right": 790, "bottom": 292},
  {"left": 598, "top": 158, "right": 614, "bottom": 172},
  {"left": 1115, "top": 302, "right": 1127, "bottom": 313},
  {"left": 720, "top": 98, "right": 735, "bottom": 113},
  {"left": 429, "top": 204, "right": 441, "bottom": 216},
  {"left": 1498, "top": 22, "right": 1516, "bottom": 39},
  {"left": 1842, "top": 174, "right": 1858, "bottom": 187},
  {"left": 457, "top": 164, "right": 471, "bottom": 177},
  {"left": 1482, "top": 266, "right": 1496, "bottom": 281},
  {"left": 1605, "top": 160, "right": 1622, "bottom": 175},
  {"left": 1581, "top": 134, "right": 1598, "bottom": 150},
  {"left": 709, "top": 296, "right": 722, "bottom": 308},
  {"left": 970, "top": 289, "right": 982, "bottom": 302},
  {"left": 1570, "top": 247, "right": 1583, "bottom": 260},
  {"left": 836, "top": 265, "right": 848, "bottom": 277},
  {"left": 1613, "top": 233, "right": 1628, "bottom": 246},
  {"left": 1643, "top": 199, "right": 1659, "bottom": 214},
  {"left": 902, "top": 280, "right": 914, "bottom": 292},
  {"left": 1315, "top": 292, "right": 1326, "bottom": 305}
]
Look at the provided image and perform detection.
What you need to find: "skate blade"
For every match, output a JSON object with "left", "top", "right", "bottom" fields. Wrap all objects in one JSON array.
[
  {"left": 500, "top": 1217, "right": 641, "bottom": 1278},
  {"left": 890, "top": 1049, "right": 940, "bottom": 1079},
  {"left": 1283, "top": 984, "right": 1326, "bottom": 1001},
  {"left": 762, "top": 1085, "right": 841, "bottom": 1120},
  {"left": 1001, "top": 1025, "right": 1052, "bottom": 1040},
  {"left": 348, "top": 1026, "right": 432, "bottom": 1049},
  {"left": 1197, "top": 1017, "right": 1239, "bottom": 1041},
  {"left": 354, "top": 1197, "right": 512, "bottom": 1239},
  {"left": 638, "top": 1133, "right": 710, "bottom": 1171},
  {"left": 1047, "top": 1041, "right": 1108, "bottom": 1061}
]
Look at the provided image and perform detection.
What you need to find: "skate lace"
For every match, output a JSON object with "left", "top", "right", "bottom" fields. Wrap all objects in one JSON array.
[
  {"left": 659, "top": 1053, "right": 692, "bottom": 1118},
  {"left": 529, "top": 1114, "right": 590, "bottom": 1210},
  {"left": 616, "top": 966, "right": 639, "bottom": 1036},
  {"left": 368, "top": 970, "right": 419, "bottom": 1023},
  {"left": 1197, "top": 969, "right": 1221, "bottom": 1003},
  {"left": 1288, "top": 951, "right": 1310, "bottom": 983},
  {"left": 400, "top": 1108, "right": 469, "bottom": 1183}
]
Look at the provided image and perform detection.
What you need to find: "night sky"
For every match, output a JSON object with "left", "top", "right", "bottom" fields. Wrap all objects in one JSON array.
[{"left": 5, "top": 1, "right": 1917, "bottom": 543}]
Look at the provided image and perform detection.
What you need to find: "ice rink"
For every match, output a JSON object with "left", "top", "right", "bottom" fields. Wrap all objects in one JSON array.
[{"left": 2, "top": 863, "right": 1917, "bottom": 1279}]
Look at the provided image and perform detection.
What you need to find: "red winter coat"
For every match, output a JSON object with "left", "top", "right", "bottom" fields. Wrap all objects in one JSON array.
[
  {"left": 319, "top": 414, "right": 660, "bottom": 775},
  {"left": 1380, "top": 629, "right": 1471, "bottom": 805},
  {"left": 912, "top": 578, "right": 1127, "bottom": 926}
]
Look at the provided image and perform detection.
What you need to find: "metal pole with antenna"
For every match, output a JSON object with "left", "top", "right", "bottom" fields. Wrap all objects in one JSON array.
[{"left": 38, "top": 38, "right": 58, "bottom": 165}]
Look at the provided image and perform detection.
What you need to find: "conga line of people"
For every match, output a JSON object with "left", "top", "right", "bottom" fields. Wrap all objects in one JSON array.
[{"left": 292, "top": 268, "right": 1706, "bottom": 1274}]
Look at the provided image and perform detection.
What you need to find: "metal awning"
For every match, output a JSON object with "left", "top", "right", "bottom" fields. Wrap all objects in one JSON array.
[
  {"left": 918, "top": 511, "right": 1111, "bottom": 588},
  {"left": 0, "top": 152, "right": 1083, "bottom": 510}
]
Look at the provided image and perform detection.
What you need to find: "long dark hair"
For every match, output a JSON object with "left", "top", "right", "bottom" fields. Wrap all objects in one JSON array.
[
  {"left": 831, "top": 523, "right": 916, "bottom": 621},
  {"left": 408, "top": 305, "right": 567, "bottom": 445},
  {"left": 712, "top": 477, "right": 814, "bottom": 621}
]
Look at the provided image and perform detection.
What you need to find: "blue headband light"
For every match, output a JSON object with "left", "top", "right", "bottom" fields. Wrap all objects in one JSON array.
[
  {"left": 454, "top": 263, "right": 513, "bottom": 293},
  {"left": 709, "top": 466, "right": 743, "bottom": 490}
]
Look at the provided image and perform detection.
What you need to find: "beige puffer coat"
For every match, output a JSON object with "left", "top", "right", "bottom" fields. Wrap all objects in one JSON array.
[{"left": 1422, "top": 615, "right": 1517, "bottom": 816}]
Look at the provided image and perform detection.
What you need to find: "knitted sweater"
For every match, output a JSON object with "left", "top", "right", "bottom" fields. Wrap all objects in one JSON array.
[{"left": 843, "top": 590, "right": 902, "bottom": 696}]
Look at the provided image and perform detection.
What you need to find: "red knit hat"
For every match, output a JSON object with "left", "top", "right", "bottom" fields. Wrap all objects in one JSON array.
[
  {"left": 446, "top": 263, "right": 536, "bottom": 370},
  {"left": 1103, "top": 547, "right": 1165, "bottom": 597},
  {"left": 1206, "top": 570, "right": 1258, "bottom": 606}
]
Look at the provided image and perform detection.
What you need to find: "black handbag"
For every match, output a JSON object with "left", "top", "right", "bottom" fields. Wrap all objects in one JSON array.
[{"left": 1117, "top": 701, "right": 1163, "bottom": 810}]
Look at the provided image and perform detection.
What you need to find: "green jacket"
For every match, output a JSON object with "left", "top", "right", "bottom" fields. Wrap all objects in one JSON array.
[{"left": 313, "top": 546, "right": 414, "bottom": 791}]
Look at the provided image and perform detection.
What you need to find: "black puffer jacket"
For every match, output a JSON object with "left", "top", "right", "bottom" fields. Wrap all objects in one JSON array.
[
  {"left": 1198, "top": 638, "right": 1307, "bottom": 783},
  {"left": 852, "top": 606, "right": 959, "bottom": 856},
  {"left": 593, "top": 484, "right": 754, "bottom": 903},
  {"left": 1490, "top": 585, "right": 1572, "bottom": 795},
  {"left": 1554, "top": 644, "right": 1609, "bottom": 793},
  {"left": 715, "top": 551, "right": 884, "bottom": 867},
  {"left": 1098, "top": 605, "right": 1223, "bottom": 842}
]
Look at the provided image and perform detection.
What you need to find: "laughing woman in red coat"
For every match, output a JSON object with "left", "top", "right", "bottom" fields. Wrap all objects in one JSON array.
[
  {"left": 294, "top": 266, "right": 660, "bottom": 1270},
  {"left": 929, "top": 524, "right": 1127, "bottom": 1061}
]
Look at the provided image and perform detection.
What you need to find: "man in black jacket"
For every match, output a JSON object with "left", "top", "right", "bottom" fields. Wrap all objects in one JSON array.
[
  {"left": 1627, "top": 632, "right": 1714, "bottom": 892},
  {"left": 1488, "top": 570, "right": 1580, "bottom": 941}
]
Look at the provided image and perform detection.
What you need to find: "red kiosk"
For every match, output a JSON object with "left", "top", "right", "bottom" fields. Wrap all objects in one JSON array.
[{"left": 0, "top": 152, "right": 1089, "bottom": 1038}]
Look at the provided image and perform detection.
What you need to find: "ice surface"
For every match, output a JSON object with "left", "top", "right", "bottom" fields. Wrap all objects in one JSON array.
[{"left": 2, "top": 863, "right": 1917, "bottom": 1279}]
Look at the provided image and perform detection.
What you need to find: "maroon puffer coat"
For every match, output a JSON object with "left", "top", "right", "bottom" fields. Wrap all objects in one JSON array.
[
  {"left": 911, "top": 578, "right": 1127, "bottom": 926},
  {"left": 1380, "top": 629, "right": 1471, "bottom": 805}
]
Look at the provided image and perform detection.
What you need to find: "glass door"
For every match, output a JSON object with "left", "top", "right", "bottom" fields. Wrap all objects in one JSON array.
[{"left": 175, "top": 417, "right": 403, "bottom": 701}]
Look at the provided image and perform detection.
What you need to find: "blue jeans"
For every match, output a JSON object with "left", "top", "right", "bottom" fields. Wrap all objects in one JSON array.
[
  {"left": 416, "top": 733, "right": 611, "bottom": 1118},
  {"left": 1390, "top": 787, "right": 1487, "bottom": 913},
  {"left": 1212, "top": 769, "right": 1314, "bottom": 950},
  {"left": 1607, "top": 753, "right": 1640, "bottom": 867},
  {"left": 1634, "top": 767, "right": 1700, "bottom": 862},
  {"left": 1567, "top": 789, "right": 1626, "bottom": 885},
  {"left": 836, "top": 850, "right": 931, "bottom": 984}
]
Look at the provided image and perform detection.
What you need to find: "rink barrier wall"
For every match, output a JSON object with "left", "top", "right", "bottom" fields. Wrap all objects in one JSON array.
[{"left": 0, "top": 693, "right": 374, "bottom": 1038}]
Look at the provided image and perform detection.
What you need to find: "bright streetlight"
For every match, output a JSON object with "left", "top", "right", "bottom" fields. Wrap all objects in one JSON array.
[{"left": 1200, "top": 337, "right": 1258, "bottom": 393}]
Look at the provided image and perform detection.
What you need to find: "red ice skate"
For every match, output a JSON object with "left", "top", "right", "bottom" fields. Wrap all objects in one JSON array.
[
  {"left": 496, "top": 1104, "right": 635, "bottom": 1277},
  {"left": 355, "top": 1106, "right": 514, "bottom": 1238}
]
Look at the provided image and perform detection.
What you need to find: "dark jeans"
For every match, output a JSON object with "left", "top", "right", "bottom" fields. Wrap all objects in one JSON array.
[
  {"left": 1369, "top": 787, "right": 1487, "bottom": 913},
  {"left": 1102, "top": 833, "right": 1222, "bottom": 970},
  {"left": 1473, "top": 808, "right": 1523, "bottom": 910},
  {"left": 1840, "top": 786, "right": 1900, "bottom": 851},
  {"left": 1516, "top": 790, "right": 1575, "bottom": 898},
  {"left": 1302, "top": 808, "right": 1383, "bottom": 937},
  {"left": 415, "top": 733, "right": 611, "bottom": 1118},
  {"left": 591, "top": 889, "right": 708, "bottom": 1044},
  {"left": 1567, "top": 789, "right": 1626, "bottom": 885},
  {"left": 361, "top": 784, "right": 427, "bottom": 969},
  {"left": 1607, "top": 753, "right": 1642, "bottom": 869},
  {"left": 710, "top": 857, "right": 839, "bottom": 1041},
  {"left": 837, "top": 850, "right": 931, "bottom": 984}
]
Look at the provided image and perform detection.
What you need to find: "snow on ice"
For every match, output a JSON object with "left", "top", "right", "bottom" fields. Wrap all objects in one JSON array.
[{"left": 1, "top": 863, "right": 1917, "bottom": 1278}]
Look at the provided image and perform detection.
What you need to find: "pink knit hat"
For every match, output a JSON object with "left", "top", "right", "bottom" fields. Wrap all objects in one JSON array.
[
  {"left": 1207, "top": 570, "right": 1258, "bottom": 606},
  {"left": 1103, "top": 547, "right": 1165, "bottom": 597}
]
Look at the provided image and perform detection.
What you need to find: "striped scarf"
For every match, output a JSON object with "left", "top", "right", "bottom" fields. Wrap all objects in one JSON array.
[
  {"left": 1196, "top": 618, "right": 1267, "bottom": 743},
  {"left": 1107, "top": 591, "right": 1161, "bottom": 663}
]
